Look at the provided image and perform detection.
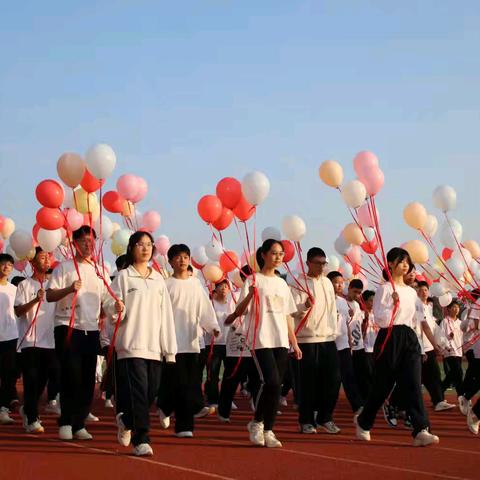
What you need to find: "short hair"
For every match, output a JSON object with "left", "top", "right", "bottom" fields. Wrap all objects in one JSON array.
[
  {"left": 0, "top": 253, "right": 14, "bottom": 265},
  {"left": 362, "top": 290, "right": 375, "bottom": 302},
  {"left": 73, "top": 225, "right": 96, "bottom": 241},
  {"left": 11, "top": 276, "right": 25, "bottom": 287},
  {"left": 417, "top": 281, "right": 429, "bottom": 290},
  {"left": 349, "top": 279, "right": 364, "bottom": 290},
  {"left": 115, "top": 254, "right": 127, "bottom": 271},
  {"left": 167, "top": 244, "right": 190, "bottom": 262},
  {"left": 240, "top": 264, "right": 253, "bottom": 281},
  {"left": 327, "top": 271, "right": 342, "bottom": 281},
  {"left": 214, "top": 279, "right": 229, "bottom": 289},
  {"left": 307, "top": 247, "right": 326, "bottom": 261},
  {"left": 447, "top": 299, "right": 460, "bottom": 309}
]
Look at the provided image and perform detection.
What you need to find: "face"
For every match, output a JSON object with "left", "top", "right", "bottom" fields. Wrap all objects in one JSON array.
[
  {"left": 132, "top": 235, "right": 154, "bottom": 263},
  {"left": 215, "top": 282, "right": 229, "bottom": 298},
  {"left": 348, "top": 286, "right": 362, "bottom": 302},
  {"left": 365, "top": 295, "right": 374, "bottom": 311},
  {"left": 0, "top": 261, "right": 13, "bottom": 278},
  {"left": 32, "top": 251, "right": 51, "bottom": 274},
  {"left": 307, "top": 256, "right": 328, "bottom": 276},
  {"left": 448, "top": 303, "right": 460, "bottom": 318},
  {"left": 75, "top": 234, "right": 95, "bottom": 258},
  {"left": 418, "top": 285, "right": 429, "bottom": 302},
  {"left": 261, "top": 243, "right": 284, "bottom": 269},
  {"left": 389, "top": 256, "right": 411, "bottom": 278},
  {"left": 169, "top": 252, "right": 190, "bottom": 273},
  {"left": 331, "top": 276, "right": 344, "bottom": 296}
]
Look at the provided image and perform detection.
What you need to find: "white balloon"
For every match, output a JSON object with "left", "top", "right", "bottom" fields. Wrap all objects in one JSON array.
[
  {"left": 241, "top": 171, "right": 270, "bottom": 205},
  {"left": 63, "top": 188, "right": 76, "bottom": 209},
  {"left": 326, "top": 254, "right": 340, "bottom": 272},
  {"left": 85, "top": 144, "right": 117, "bottom": 180},
  {"left": 363, "top": 227, "right": 376, "bottom": 242},
  {"left": 282, "top": 215, "right": 306, "bottom": 242},
  {"left": 451, "top": 248, "right": 472, "bottom": 268},
  {"left": 439, "top": 218, "right": 463, "bottom": 249},
  {"left": 230, "top": 269, "right": 244, "bottom": 288},
  {"left": 192, "top": 245, "right": 209, "bottom": 266},
  {"left": 261, "top": 226, "right": 282, "bottom": 242},
  {"left": 334, "top": 236, "right": 351, "bottom": 256},
  {"left": 112, "top": 229, "right": 132, "bottom": 249},
  {"left": 341, "top": 261, "right": 353, "bottom": 279},
  {"left": 438, "top": 292, "right": 453, "bottom": 307},
  {"left": 6, "top": 245, "right": 20, "bottom": 261},
  {"left": 423, "top": 215, "right": 438, "bottom": 237},
  {"left": 205, "top": 238, "right": 223, "bottom": 261},
  {"left": 446, "top": 257, "right": 466, "bottom": 278},
  {"left": 93, "top": 216, "right": 114, "bottom": 241},
  {"left": 202, "top": 262, "right": 223, "bottom": 283},
  {"left": 433, "top": 185, "right": 457, "bottom": 212},
  {"left": 37, "top": 228, "right": 62, "bottom": 253},
  {"left": 341, "top": 180, "right": 366, "bottom": 208},
  {"left": 9, "top": 230, "right": 34, "bottom": 257},
  {"left": 430, "top": 282, "right": 446, "bottom": 297}
]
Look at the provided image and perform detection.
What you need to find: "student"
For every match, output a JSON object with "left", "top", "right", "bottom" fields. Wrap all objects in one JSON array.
[
  {"left": 356, "top": 247, "right": 439, "bottom": 447},
  {"left": 327, "top": 271, "right": 363, "bottom": 416},
  {"left": 231, "top": 240, "right": 302, "bottom": 448},
  {"left": 106, "top": 231, "right": 177, "bottom": 456},
  {"left": 0, "top": 254, "right": 18, "bottom": 425},
  {"left": 361, "top": 290, "right": 377, "bottom": 398},
  {"left": 15, "top": 248, "right": 57, "bottom": 433},
  {"left": 466, "top": 312, "right": 480, "bottom": 434},
  {"left": 291, "top": 247, "right": 340, "bottom": 434},
  {"left": 47, "top": 226, "right": 108, "bottom": 441}
]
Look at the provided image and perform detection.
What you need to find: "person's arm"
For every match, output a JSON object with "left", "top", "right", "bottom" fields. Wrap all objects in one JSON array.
[
  {"left": 46, "top": 280, "right": 82, "bottom": 302},
  {"left": 15, "top": 288, "right": 44, "bottom": 317},
  {"left": 225, "top": 286, "right": 254, "bottom": 325},
  {"left": 421, "top": 322, "right": 441, "bottom": 352},
  {"left": 287, "top": 315, "right": 302, "bottom": 360}
]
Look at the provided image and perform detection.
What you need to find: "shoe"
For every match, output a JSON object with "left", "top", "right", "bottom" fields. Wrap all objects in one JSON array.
[
  {"left": 45, "top": 399, "right": 61, "bottom": 415},
  {"left": 208, "top": 403, "right": 218, "bottom": 409},
  {"left": 175, "top": 431, "right": 194, "bottom": 438},
  {"left": 231, "top": 402, "right": 238, "bottom": 410},
  {"left": 59, "top": 425, "right": 73, "bottom": 440},
  {"left": 157, "top": 408, "right": 170, "bottom": 429},
  {"left": 73, "top": 428, "right": 93, "bottom": 440},
  {"left": 382, "top": 402, "right": 398, "bottom": 427},
  {"left": 279, "top": 396, "right": 287, "bottom": 407},
  {"left": 26, "top": 421, "right": 44, "bottom": 434},
  {"left": 356, "top": 423, "right": 371, "bottom": 441},
  {"left": 404, "top": 416, "right": 413, "bottom": 430},
  {"left": 217, "top": 413, "right": 231, "bottom": 423},
  {"left": 264, "top": 430, "right": 282, "bottom": 448},
  {"left": 247, "top": 420, "right": 265, "bottom": 446},
  {"left": 353, "top": 406, "right": 363, "bottom": 425},
  {"left": 299, "top": 424, "right": 317, "bottom": 434},
  {"left": 133, "top": 443, "right": 153, "bottom": 456},
  {"left": 467, "top": 408, "right": 479, "bottom": 435},
  {"left": 19, "top": 406, "right": 28, "bottom": 429},
  {"left": 320, "top": 421, "right": 341, "bottom": 434},
  {"left": 194, "top": 406, "right": 211, "bottom": 418},
  {"left": 434, "top": 401, "right": 456, "bottom": 412},
  {"left": 86, "top": 413, "right": 99, "bottom": 422},
  {"left": 104, "top": 399, "right": 114, "bottom": 408},
  {"left": 0, "top": 407, "right": 15, "bottom": 425},
  {"left": 116, "top": 413, "right": 131, "bottom": 446},
  {"left": 413, "top": 429, "right": 440, "bottom": 447},
  {"left": 458, "top": 396, "right": 471, "bottom": 416}
]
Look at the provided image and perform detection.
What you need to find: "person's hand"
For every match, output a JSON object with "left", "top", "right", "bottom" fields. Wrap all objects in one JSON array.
[
  {"left": 213, "top": 329, "right": 221, "bottom": 338},
  {"left": 115, "top": 300, "right": 125, "bottom": 314},
  {"left": 448, "top": 332, "right": 454, "bottom": 339},
  {"left": 36, "top": 288, "right": 45, "bottom": 302},
  {"left": 422, "top": 354, "right": 427, "bottom": 363},
  {"left": 348, "top": 308, "right": 354, "bottom": 318},
  {"left": 291, "top": 343, "right": 302, "bottom": 360},
  {"left": 305, "top": 296, "right": 315, "bottom": 309},
  {"left": 392, "top": 292, "right": 400, "bottom": 305},
  {"left": 248, "top": 285, "right": 255, "bottom": 296},
  {"left": 70, "top": 280, "right": 82, "bottom": 293}
]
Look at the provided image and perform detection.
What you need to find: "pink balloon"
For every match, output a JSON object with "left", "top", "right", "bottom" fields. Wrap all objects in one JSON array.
[
  {"left": 130, "top": 177, "right": 148, "bottom": 204},
  {"left": 357, "top": 203, "right": 376, "bottom": 227},
  {"left": 117, "top": 174, "right": 139, "bottom": 201},
  {"left": 155, "top": 235, "right": 170, "bottom": 256},
  {"left": 0, "top": 239, "right": 4, "bottom": 252},
  {"left": 14, "top": 260, "right": 28, "bottom": 272},
  {"left": 359, "top": 167, "right": 384, "bottom": 197},
  {"left": 141, "top": 210, "right": 161, "bottom": 232},
  {"left": 353, "top": 151, "right": 379, "bottom": 177},
  {"left": 64, "top": 208, "right": 84, "bottom": 232},
  {"left": 347, "top": 245, "right": 362, "bottom": 265}
]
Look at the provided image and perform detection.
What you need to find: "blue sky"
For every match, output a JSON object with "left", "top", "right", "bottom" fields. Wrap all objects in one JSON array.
[{"left": 1, "top": 1, "right": 479, "bottom": 262}]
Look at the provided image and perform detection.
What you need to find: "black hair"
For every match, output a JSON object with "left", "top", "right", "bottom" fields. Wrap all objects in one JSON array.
[
  {"left": 115, "top": 254, "right": 127, "bottom": 271},
  {"left": 362, "top": 290, "right": 375, "bottom": 302},
  {"left": 11, "top": 276, "right": 25, "bottom": 287},
  {"left": 327, "top": 271, "right": 343, "bottom": 281},
  {"left": 73, "top": 225, "right": 96, "bottom": 241},
  {"left": 256, "top": 239, "right": 284, "bottom": 270},
  {"left": 214, "top": 278, "right": 229, "bottom": 289},
  {"left": 349, "top": 279, "right": 364, "bottom": 290},
  {"left": 125, "top": 231, "right": 156, "bottom": 267},
  {"left": 470, "top": 288, "right": 480, "bottom": 301},
  {"left": 382, "top": 247, "right": 414, "bottom": 281},
  {"left": 240, "top": 264, "right": 253, "bottom": 281},
  {"left": 427, "top": 296, "right": 434, "bottom": 304},
  {"left": 187, "top": 265, "right": 193, "bottom": 273},
  {"left": 255, "top": 247, "right": 264, "bottom": 270},
  {"left": 307, "top": 247, "right": 326, "bottom": 261},
  {"left": 447, "top": 299, "right": 460, "bottom": 309},
  {"left": 417, "top": 281, "right": 429, "bottom": 290},
  {"left": 0, "top": 253, "right": 14, "bottom": 265},
  {"left": 35, "top": 246, "right": 44, "bottom": 256},
  {"left": 167, "top": 244, "right": 190, "bottom": 262}
]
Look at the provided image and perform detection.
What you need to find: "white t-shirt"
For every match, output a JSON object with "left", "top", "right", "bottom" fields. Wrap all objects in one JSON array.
[
  {"left": 15, "top": 278, "right": 55, "bottom": 349},
  {"left": 417, "top": 300, "right": 436, "bottom": 353},
  {"left": 240, "top": 274, "right": 297, "bottom": 350},
  {"left": 205, "top": 298, "right": 234, "bottom": 346},
  {"left": 226, "top": 317, "right": 251, "bottom": 358},
  {"left": 441, "top": 316, "right": 463, "bottom": 358},
  {"left": 0, "top": 283, "right": 18, "bottom": 342},
  {"left": 461, "top": 306, "right": 479, "bottom": 353},
  {"left": 363, "top": 311, "right": 378, "bottom": 353},
  {"left": 373, "top": 283, "right": 417, "bottom": 329},
  {"left": 335, "top": 296, "right": 350, "bottom": 351},
  {"left": 347, "top": 300, "right": 364, "bottom": 351}
]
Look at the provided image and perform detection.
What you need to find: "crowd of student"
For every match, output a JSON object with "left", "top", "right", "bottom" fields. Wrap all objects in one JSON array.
[{"left": 0, "top": 226, "right": 479, "bottom": 457}]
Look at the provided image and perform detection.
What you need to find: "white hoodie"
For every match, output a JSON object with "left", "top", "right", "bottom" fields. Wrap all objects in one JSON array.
[{"left": 105, "top": 266, "right": 177, "bottom": 362}]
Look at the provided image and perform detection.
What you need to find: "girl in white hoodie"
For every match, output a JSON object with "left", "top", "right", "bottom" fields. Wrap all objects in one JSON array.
[{"left": 106, "top": 231, "right": 177, "bottom": 457}]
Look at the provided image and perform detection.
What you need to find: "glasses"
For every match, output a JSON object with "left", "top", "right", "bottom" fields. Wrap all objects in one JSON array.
[{"left": 135, "top": 242, "right": 153, "bottom": 248}]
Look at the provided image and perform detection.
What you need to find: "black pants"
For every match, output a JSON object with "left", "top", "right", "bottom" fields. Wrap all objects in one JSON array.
[
  {"left": 100, "top": 346, "right": 115, "bottom": 400},
  {"left": 46, "top": 354, "right": 60, "bottom": 401},
  {"left": 192, "top": 348, "right": 207, "bottom": 414},
  {"left": 297, "top": 341, "right": 340, "bottom": 425},
  {"left": 352, "top": 349, "right": 371, "bottom": 401},
  {"left": 422, "top": 350, "right": 444, "bottom": 406},
  {"left": 442, "top": 356, "right": 464, "bottom": 396},
  {"left": 461, "top": 350, "right": 476, "bottom": 397},
  {"left": 204, "top": 345, "right": 226, "bottom": 405},
  {"left": 54, "top": 326, "right": 99, "bottom": 431},
  {"left": 21, "top": 347, "right": 56, "bottom": 424},
  {"left": 0, "top": 339, "right": 18, "bottom": 409},
  {"left": 364, "top": 352, "right": 375, "bottom": 397},
  {"left": 116, "top": 357, "right": 162, "bottom": 446},
  {"left": 253, "top": 348, "right": 289, "bottom": 430},
  {"left": 357, "top": 326, "right": 429, "bottom": 437},
  {"left": 157, "top": 360, "right": 175, "bottom": 415},
  {"left": 337, "top": 348, "right": 363, "bottom": 412},
  {"left": 464, "top": 357, "right": 480, "bottom": 400}
]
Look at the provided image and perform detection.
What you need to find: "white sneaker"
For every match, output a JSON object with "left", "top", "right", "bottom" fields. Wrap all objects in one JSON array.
[
  {"left": 217, "top": 413, "right": 231, "bottom": 423},
  {"left": 300, "top": 424, "right": 317, "bottom": 434},
  {"left": 116, "top": 413, "right": 131, "bottom": 446},
  {"left": 467, "top": 408, "right": 479, "bottom": 435},
  {"left": 264, "top": 430, "right": 282, "bottom": 448},
  {"left": 26, "top": 421, "right": 44, "bottom": 434},
  {"left": 247, "top": 420, "right": 265, "bottom": 446},
  {"left": 45, "top": 400, "right": 61, "bottom": 415},
  {"left": 0, "top": 407, "right": 14, "bottom": 425},
  {"left": 356, "top": 423, "right": 371, "bottom": 441},
  {"left": 434, "top": 401, "right": 456, "bottom": 412},
  {"left": 73, "top": 428, "right": 93, "bottom": 440},
  {"left": 413, "top": 429, "right": 439, "bottom": 447},
  {"left": 458, "top": 396, "right": 471, "bottom": 416},
  {"left": 86, "top": 413, "right": 99, "bottom": 422},
  {"left": 231, "top": 402, "right": 238, "bottom": 410},
  {"left": 194, "top": 406, "right": 211, "bottom": 418},
  {"left": 279, "top": 396, "right": 287, "bottom": 407},
  {"left": 59, "top": 425, "right": 73, "bottom": 440},
  {"left": 320, "top": 421, "right": 341, "bottom": 434},
  {"left": 175, "top": 431, "right": 194, "bottom": 438},
  {"left": 157, "top": 408, "right": 170, "bottom": 429},
  {"left": 104, "top": 399, "right": 114, "bottom": 408},
  {"left": 134, "top": 443, "right": 153, "bottom": 456}
]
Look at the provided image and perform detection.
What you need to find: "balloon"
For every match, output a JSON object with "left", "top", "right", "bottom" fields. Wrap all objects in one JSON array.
[
  {"left": 353, "top": 151, "right": 379, "bottom": 177},
  {"left": 141, "top": 211, "right": 161, "bottom": 232},
  {"left": 202, "top": 263, "right": 224, "bottom": 283},
  {"left": 64, "top": 208, "right": 84, "bottom": 232},
  {"left": 319, "top": 160, "right": 344, "bottom": 188},
  {"left": 93, "top": 216, "right": 114, "bottom": 241},
  {"left": 0, "top": 216, "right": 4, "bottom": 232},
  {"left": 342, "top": 223, "right": 363, "bottom": 246},
  {"left": 219, "top": 250, "right": 239, "bottom": 273},
  {"left": 451, "top": 248, "right": 472, "bottom": 268},
  {"left": 197, "top": 195, "right": 223, "bottom": 224},
  {"left": 282, "top": 215, "right": 306, "bottom": 242},
  {"left": 442, "top": 247, "right": 453, "bottom": 261},
  {"left": 423, "top": 215, "right": 438, "bottom": 237},
  {"left": 404, "top": 240, "right": 429, "bottom": 264},
  {"left": 357, "top": 203, "right": 377, "bottom": 227},
  {"left": 438, "top": 292, "right": 453, "bottom": 307},
  {"left": 155, "top": 235, "right": 170, "bottom": 256},
  {"left": 103, "top": 190, "right": 125, "bottom": 214},
  {"left": 334, "top": 236, "right": 351, "bottom": 256},
  {"left": 80, "top": 169, "right": 105, "bottom": 193},
  {"left": 37, "top": 228, "right": 62, "bottom": 252},
  {"left": 85, "top": 144, "right": 116, "bottom": 180},
  {"left": 363, "top": 227, "right": 376, "bottom": 242},
  {"left": 241, "top": 171, "right": 270, "bottom": 206},
  {"left": 111, "top": 240, "right": 126, "bottom": 256},
  {"left": 0, "top": 239, "right": 4, "bottom": 253},
  {"left": 57, "top": 153, "right": 86, "bottom": 188},
  {"left": 230, "top": 269, "right": 244, "bottom": 288},
  {"left": 341, "top": 180, "right": 366, "bottom": 208},
  {"left": 74, "top": 188, "right": 99, "bottom": 215},
  {"left": 433, "top": 185, "right": 456, "bottom": 212},
  {"left": 430, "top": 282, "right": 446, "bottom": 297},
  {"left": 341, "top": 262, "right": 353, "bottom": 279},
  {"left": 130, "top": 177, "right": 148, "bottom": 204},
  {"left": 36, "top": 207, "right": 64, "bottom": 231},
  {"left": 117, "top": 174, "right": 140, "bottom": 201},
  {"left": 192, "top": 246, "right": 209, "bottom": 267},
  {"left": 36, "top": 179, "right": 65, "bottom": 208},
  {"left": 439, "top": 218, "right": 463, "bottom": 249},
  {"left": 261, "top": 227, "right": 282, "bottom": 242},
  {"left": 446, "top": 258, "right": 465, "bottom": 278},
  {"left": 463, "top": 240, "right": 480, "bottom": 260},
  {"left": 403, "top": 202, "right": 427, "bottom": 230},
  {"left": 358, "top": 167, "right": 385, "bottom": 196},
  {"left": 111, "top": 222, "right": 121, "bottom": 235},
  {"left": 122, "top": 200, "right": 135, "bottom": 217},
  {"left": 216, "top": 177, "right": 242, "bottom": 209},
  {"left": 361, "top": 237, "right": 378, "bottom": 254},
  {"left": 233, "top": 195, "right": 255, "bottom": 222},
  {"left": 9, "top": 230, "right": 34, "bottom": 258},
  {"left": 212, "top": 207, "right": 234, "bottom": 231},
  {"left": 325, "top": 254, "right": 340, "bottom": 272},
  {"left": 205, "top": 239, "right": 223, "bottom": 261},
  {"left": 1, "top": 218, "right": 15, "bottom": 239},
  {"left": 281, "top": 240, "right": 295, "bottom": 263},
  {"left": 112, "top": 229, "right": 132, "bottom": 250},
  {"left": 347, "top": 245, "right": 362, "bottom": 265},
  {"left": 14, "top": 260, "right": 28, "bottom": 272}
]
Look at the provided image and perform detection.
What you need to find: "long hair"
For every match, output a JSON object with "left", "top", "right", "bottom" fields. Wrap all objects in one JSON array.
[
  {"left": 124, "top": 231, "right": 156, "bottom": 268},
  {"left": 382, "top": 247, "right": 414, "bottom": 281}
]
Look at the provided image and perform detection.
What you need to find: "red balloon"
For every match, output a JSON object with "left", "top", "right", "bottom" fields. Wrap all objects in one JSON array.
[
  {"left": 212, "top": 207, "right": 234, "bottom": 231},
  {"left": 32, "top": 223, "right": 41, "bottom": 242},
  {"left": 220, "top": 251, "right": 239, "bottom": 273},
  {"left": 0, "top": 216, "right": 5, "bottom": 232},
  {"left": 0, "top": 239, "right": 4, "bottom": 253},
  {"left": 36, "top": 207, "right": 64, "bottom": 231},
  {"left": 361, "top": 238, "right": 378, "bottom": 254},
  {"left": 36, "top": 179, "right": 65, "bottom": 208},
  {"left": 216, "top": 177, "right": 242, "bottom": 209},
  {"left": 442, "top": 247, "right": 453, "bottom": 261},
  {"left": 352, "top": 263, "right": 361, "bottom": 275},
  {"left": 80, "top": 169, "right": 106, "bottom": 193},
  {"left": 282, "top": 240, "right": 295, "bottom": 263},
  {"left": 103, "top": 190, "right": 125, "bottom": 213},
  {"left": 191, "top": 259, "right": 203, "bottom": 270},
  {"left": 197, "top": 195, "right": 223, "bottom": 224},
  {"left": 233, "top": 195, "right": 255, "bottom": 222}
]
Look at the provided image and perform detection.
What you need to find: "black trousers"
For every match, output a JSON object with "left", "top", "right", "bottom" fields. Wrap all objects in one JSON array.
[
  {"left": 46, "top": 354, "right": 60, "bottom": 401},
  {"left": 192, "top": 348, "right": 207, "bottom": 414},
  {"left": 157, "top": 360, "right": 175, "bottom": 415},
  {"left": 464, "top": 357, "right": 480, "bottom": 400},
  {"left": 100, "top": 346, "right": 115, "bottom": 400},
  {"left": 54, "top": 326, "right": 99, "bottom": 431},
  {"left": 352, "top": 349, "right": 371, "bottom": 401},
  {"left": 442, "top": 356, "right": 464, "bottom": 396},
  {"left": 0, "top": 339, "right": 18, "bottom": 409},
  {"left": 422, "top": 350, "right": 444, "bottom": 406},
  {"left": 297, "top": 341, "right": 340, "bottom": 425},
  {"left": 357, "top": 326, "right": 430, "bottom": 437},
  {"left": 21, "top": 347, "right": 56, "bottom": 424},
  {"left": 253, "top": 347, "right": 289, "bottom": 430},
  {"left": 364, "top": 352, "right": 375, "bottom": 398},
  {"left": 337, "top": 348, "right": 363, "bottom": 412},
  {"left": 116, "top": 357, "right": 162, "bottom": 446},
  {"left": 461, "top": 350, "right": 476, "bottom": 397},
  {"left": 204, "top": 344, "right": 226, "bottom": 405}
]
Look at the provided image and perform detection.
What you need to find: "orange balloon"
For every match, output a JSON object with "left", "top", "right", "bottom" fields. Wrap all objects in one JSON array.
[
  {"left": 35, "top": 179, "right": 65, "bottom": 208},
  {"left": 36, "top": 207, "right": 64, "bottom": 231},
  {"left": 220, "top": 251, "right": 239, "bottom": 273},
  {"left": 197, "top": 195, "right": 223, "bottom": 224},
  {"left": 57, "top": 153, "right": 86, "bottom": 188},
  {"left": 212, "top": 207, "right": 234, "bottom": 231},
  {"left": 80, "top": 169, "right": 106, "bottom": 193},
  {"left": 233, "top": 195, "right": 255, "bottom": 222}
]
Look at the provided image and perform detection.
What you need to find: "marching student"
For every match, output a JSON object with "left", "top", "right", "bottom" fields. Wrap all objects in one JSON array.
[
  {"left": 361, "top": 290, "right": 377, "bottom": 398},
  {"left": 356, "top": 247, "right": 439, "bottom": 446},
  {"left": 465, "top": 311, "right": 480, "bottom": 434}
]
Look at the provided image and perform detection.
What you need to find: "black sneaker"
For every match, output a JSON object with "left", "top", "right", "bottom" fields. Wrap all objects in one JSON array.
[{"left": 383, "top": 402, "right": 398, "bottom": 427}]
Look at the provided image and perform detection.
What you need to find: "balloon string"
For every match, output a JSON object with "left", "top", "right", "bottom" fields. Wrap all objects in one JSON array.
[{"left": 17, "top": 277, "right": 44, "bottom": 351}]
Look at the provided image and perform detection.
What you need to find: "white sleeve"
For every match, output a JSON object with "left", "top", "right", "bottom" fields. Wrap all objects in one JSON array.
[
  {"left": 14, "top": 281, "right": 27, "bottom": 307},
  {"left": 373, "top": 284, "right": 394, "bottom": 326},
  {"left": 103, "top": 273, "right": 123, "bottom": 318},
  {"left": 159, "top": 282, "right": 178, "bottom": 362},
  {"left": 197, "top": 282, "right": 220, "bottom": 335},
  {"left": 47, "top": 264, "right": 65, "bottom": 292},
  {"left": 291, "top": 285, "right": 307, "bottom": 315}
]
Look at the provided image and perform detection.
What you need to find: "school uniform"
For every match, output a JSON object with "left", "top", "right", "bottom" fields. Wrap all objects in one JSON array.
[
  {"left": 460, "top": 307, "right": 479, "bottom": 399},
  {"left": 440, "top": 316, "right": 464, "bottom": 397},
  {"left": 362, "top": 311, "right": 378, "bottom": 398}
]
